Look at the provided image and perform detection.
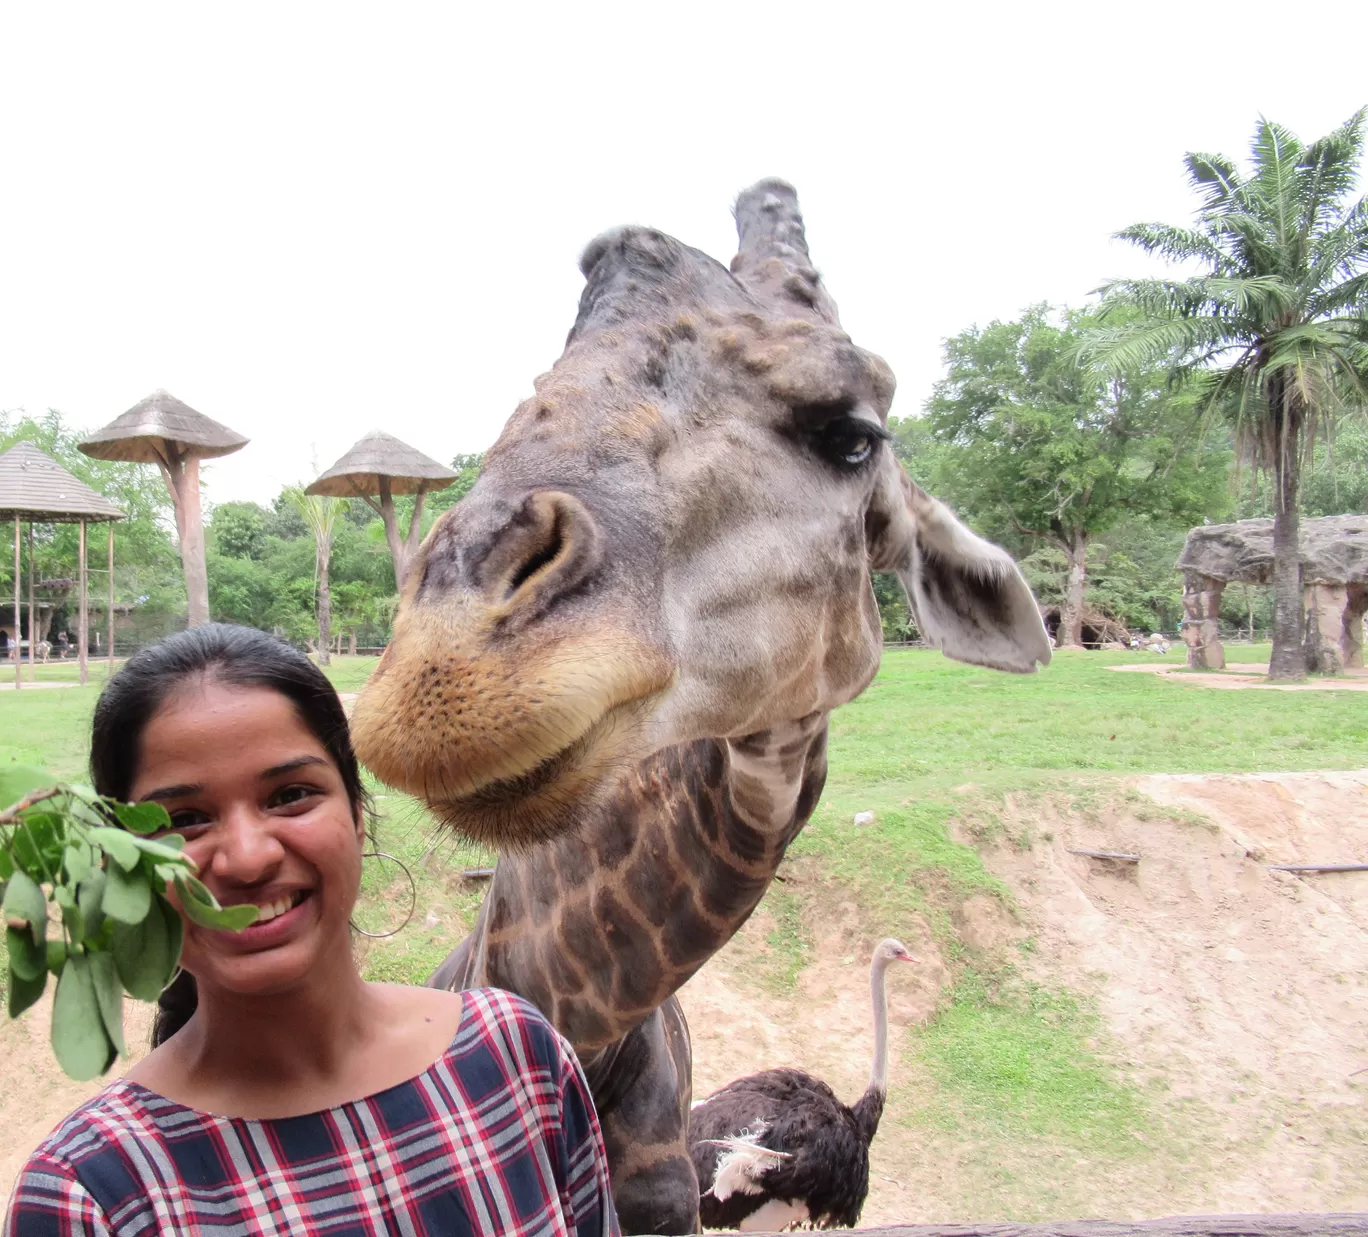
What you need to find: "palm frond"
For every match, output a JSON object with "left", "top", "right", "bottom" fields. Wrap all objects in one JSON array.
[
  {"left": 1184, "top": 151, "right": 1242, "bottom": 211},
  {"left": 1247, "top": 116, "right": 1305, "bottom": 259},
  {"left": 1078, "top": 314, "right": 1237, "bottom": 374},
  {"left": 1113, "top": 222, "right": 1226, "bottom": 267},
  {"left": 1296, "top": 107, "right": 1367, "bottom": 231}
]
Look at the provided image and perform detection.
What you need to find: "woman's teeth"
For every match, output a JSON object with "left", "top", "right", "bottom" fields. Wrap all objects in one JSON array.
[{"left": 254, "top": 892, "right": 302, "bottom": 923}]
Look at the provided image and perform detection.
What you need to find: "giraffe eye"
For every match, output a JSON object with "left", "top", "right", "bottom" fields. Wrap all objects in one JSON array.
[{"left": 812, "top": 417, "right": 887, "bottom": 470}]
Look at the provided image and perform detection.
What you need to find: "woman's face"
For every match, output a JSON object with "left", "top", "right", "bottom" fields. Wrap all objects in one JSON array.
[{"left": 128, "top": 678, "right": 363, "bottom": 999}]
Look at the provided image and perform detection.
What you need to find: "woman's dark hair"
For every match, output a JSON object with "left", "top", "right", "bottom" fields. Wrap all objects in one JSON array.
[{"left": 90, "top": 623, "right": 368, "bottom": 1047}]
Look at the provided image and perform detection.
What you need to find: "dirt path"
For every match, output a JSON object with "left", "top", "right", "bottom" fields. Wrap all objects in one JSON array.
[{"left": 1109, "top": 663, "right": 1368, "bottom": 691}]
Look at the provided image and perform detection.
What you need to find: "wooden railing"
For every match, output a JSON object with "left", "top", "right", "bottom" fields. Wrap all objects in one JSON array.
[{"left": 714, "top": 1216, "right": 1368, "bottom": 1236}]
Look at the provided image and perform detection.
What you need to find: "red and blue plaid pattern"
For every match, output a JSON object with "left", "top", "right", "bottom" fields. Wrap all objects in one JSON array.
[{"left": 5, "top": 988, "right": 619, "bottom": 1236}]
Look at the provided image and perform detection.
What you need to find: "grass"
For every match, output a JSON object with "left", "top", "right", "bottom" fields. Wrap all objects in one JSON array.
[{"left": 909, "top": 967, "right": 1149, "bottom": 1155}]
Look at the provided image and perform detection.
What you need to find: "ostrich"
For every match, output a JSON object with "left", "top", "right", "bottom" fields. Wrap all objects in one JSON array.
[{"left": 688, "top": 938, "right": 916, "bottom": 1230}]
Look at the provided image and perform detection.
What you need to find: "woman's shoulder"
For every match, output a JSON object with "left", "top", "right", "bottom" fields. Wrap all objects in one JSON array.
[
  {"left": 435, "top": 987, "right": 570, "bottom": 1076},
  {"left": 11, "top": 1081, "right": 170, "bottom": 1205}
]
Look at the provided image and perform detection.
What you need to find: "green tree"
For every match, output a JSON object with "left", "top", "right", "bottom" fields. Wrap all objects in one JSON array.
[
  {"left": 1082, "top": 110, "right": 1368, "bottom": 679},
  {"left": 927, "top": 306, "right": 1227, "bottom": 648},
  {"left": 287, "top": 489, "right": 344, "bottom": 666}
]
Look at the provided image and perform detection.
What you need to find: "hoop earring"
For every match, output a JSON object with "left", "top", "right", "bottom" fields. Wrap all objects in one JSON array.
[{"left": 351, "top": 850, "right": 418, "bottom": 939}]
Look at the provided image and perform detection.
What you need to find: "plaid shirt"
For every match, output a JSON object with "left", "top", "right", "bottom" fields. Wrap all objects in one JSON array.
[{"left": 5, "top": 988, "right": 619, "bottom": 1237}]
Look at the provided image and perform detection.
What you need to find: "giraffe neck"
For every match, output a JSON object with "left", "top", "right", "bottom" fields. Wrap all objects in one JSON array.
[{"left": 462, "top": 713, "right": 830, "bottom": 1051}]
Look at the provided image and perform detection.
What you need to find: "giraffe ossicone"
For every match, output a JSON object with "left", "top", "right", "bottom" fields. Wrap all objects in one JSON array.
[{"left": 351, "top": 179, "right": 1049, "bottom": 1234}]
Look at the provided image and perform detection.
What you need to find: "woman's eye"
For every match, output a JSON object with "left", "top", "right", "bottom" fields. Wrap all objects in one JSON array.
[
  {"left": 168, "top": 810, "right": 211, "bottom": 833},
  {"left": 269, "top": 785, "right": 319, "bottom": 810}
]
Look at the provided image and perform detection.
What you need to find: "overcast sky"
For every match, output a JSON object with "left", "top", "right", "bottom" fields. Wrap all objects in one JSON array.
[{"left": 3, "top": 2, "right": 1366, "bottom": 506}]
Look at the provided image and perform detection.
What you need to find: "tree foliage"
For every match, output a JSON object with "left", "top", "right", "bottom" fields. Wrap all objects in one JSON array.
[
  {"left": 921, "top": 306, "right": 1228, "bottom": 645},
  {"left": 1082, "top": 110, "right": 1368, "bottom": 677}
]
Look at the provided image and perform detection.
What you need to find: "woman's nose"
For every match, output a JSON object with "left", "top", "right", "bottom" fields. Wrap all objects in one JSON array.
[{"left": 206, "top": 807, "right": 286, "bottom": 885}]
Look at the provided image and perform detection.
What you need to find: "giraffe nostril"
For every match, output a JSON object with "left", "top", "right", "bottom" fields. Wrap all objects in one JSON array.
[{"left": 506, "top": 511, "right": 566, "bottom": 599}]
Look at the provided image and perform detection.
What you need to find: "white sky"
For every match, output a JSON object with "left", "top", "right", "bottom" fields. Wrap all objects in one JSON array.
[{"left": 2, "top": 1, "right": 1365, "bottom": 506}]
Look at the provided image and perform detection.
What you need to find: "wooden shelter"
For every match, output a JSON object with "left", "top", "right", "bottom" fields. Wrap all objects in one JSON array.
[
  {"left": 307, "top": 430, "right": 457, "bottom": 589},
  {"left": 79, "top": 390, "right": 248, "bottom": 627},
  {"left": 0, "top": 442, "right": 124, "bottom": 688}
]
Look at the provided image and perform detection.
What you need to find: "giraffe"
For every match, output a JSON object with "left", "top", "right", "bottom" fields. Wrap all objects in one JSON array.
[{"left": 351, "top": 180, "right": 1051, "bottom": 1233}]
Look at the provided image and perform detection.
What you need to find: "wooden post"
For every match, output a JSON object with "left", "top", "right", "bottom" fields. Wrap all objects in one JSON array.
[
  {"left": 78, "top": 518, "right": 88, "bottom": 687},
  {"left": 107, "top": 524, "right": 115, "bottom": 677},
  {"left": 27, "top": 523, "right": 35, "bottom": 683},
  {"left": 11, "top": 516, "right": 19, "bottom": 690}
]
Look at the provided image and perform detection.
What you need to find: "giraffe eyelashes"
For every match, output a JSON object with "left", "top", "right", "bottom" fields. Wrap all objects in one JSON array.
[{"left": 808, "top": 417, "right": 890, "bottom": 471}]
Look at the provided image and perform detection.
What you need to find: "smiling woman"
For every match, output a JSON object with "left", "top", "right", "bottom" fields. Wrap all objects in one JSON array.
[{"left": 3, "top": 624, "right": 618, "bottom": 1237}]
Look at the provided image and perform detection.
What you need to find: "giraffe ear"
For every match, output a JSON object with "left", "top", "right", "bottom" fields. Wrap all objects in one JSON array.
[{"left": 867, "top": 457, "right": 1052, "bottom": 673}]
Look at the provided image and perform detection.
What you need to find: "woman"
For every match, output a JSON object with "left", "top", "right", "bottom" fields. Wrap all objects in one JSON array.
[{"left": 5, "top": 624, "right": 618, "bottom": 1237}]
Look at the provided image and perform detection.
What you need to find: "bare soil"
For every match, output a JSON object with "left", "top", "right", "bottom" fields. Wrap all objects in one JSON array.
[
  {"left": 1108, "top": 664, "right": 1368, "bottom": 692},
  {"left": 680, "top": 771, "right": 1368, "bottom": 1224}
]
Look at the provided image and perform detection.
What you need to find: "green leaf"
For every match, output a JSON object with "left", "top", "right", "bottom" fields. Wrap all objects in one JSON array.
[
  {"left": 3, "top": 869, "right": 47, "bottom": 943},
  {"left": 87, "top": 951, "right": 126, "bottom": 1057},
  {"left": 54, "top": 885, "right": 85, "bottom": 945},
  {"left": 50, "top": 953, "right": 113, "bottom": 1081},
  {"left": 11, "top": 813, "right": 65, "bottom": 876},
  {"left": 113, "top": 802, "right": 172, "bottom": 835},
  {"left": 0, "top": 848, "right": 13, "bottom": 881},
  {"left": 78, "top": 871, "right": 107, "bottom": 939},
  {"left": 46, "top": 938, "right": 67, "bottom": 976},
  {"left": 86, "top": 827, "right": 142, "bottom": 874},
  {"left": 131, "top": 835, "right": 192, "bottom": 864},
  {"left": 63, "top": 844, "right": 94, "bottom": 885},
  {"left": 0, "top": 767, "right": 51, "bottom": 811},
  {"left": 7, "top": 965, "right": 46, "bottom": 1019},
  {"left": 102, "top": 866, "right": 151, "bottom": 926},
  {"left": 111, "top": 897, "right": 178, "bottom": 1002},
  {"left": 7, "top": 925, "right": 46, "bottom": 982},
  {"left": 173, "top": 874, "right": 258, "bottom": 931}
]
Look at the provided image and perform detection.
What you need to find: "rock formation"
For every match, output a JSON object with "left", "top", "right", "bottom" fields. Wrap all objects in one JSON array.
[{"left": 1177, "top": 515, "right": 1368, "bottom": 672}]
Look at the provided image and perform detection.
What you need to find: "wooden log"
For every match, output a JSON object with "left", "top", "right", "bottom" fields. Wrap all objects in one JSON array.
[
  {"left": 11, "top": 515, "right": 19, "bottom": 690},
  {"left": 107, "top": 523, "right": 114, "bottom": 677},
  {"left": 1070, "top": 850, "right": 1141, "bottom": 862},
  {"left": 1268, "top": 864, "right": 1368, "bottom": 874},
  {"left": 711, "top": 1213, "right": 1368, "bottom": 1236},
  {"left": 27, "top": 523, "right": 35, "bottom": 683},
  {"left": 78, "top": 517, "right": 88, "bottom": 686}
]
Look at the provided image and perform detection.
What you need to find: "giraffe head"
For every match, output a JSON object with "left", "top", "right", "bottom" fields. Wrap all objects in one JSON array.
[{"left": 352, "top": 181, "right": 1050, "bottom": 846}]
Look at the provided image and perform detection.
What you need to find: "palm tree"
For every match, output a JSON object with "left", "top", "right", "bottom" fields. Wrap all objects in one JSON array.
[
  {"left": 1081, "top": 110, "right": 1368, "bottom": 680},
  {"left": 288, "top": 488, "right": 344, "bottom": 666}
]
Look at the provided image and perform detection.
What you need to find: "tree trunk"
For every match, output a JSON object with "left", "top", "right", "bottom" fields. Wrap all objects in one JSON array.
[
  {"left": 1268, "top": 390, "right": 1306, "bottom": 681},
  {"left": 164, "top": 449, "right": 211, "bottom": 628},
  {"left": 1059, "top": 531, "right": 1088, "bottom": 648},
  {"left": 378, "top": 477, "right": 406, "bottom": 593},
  {"left": 348, "top": 629, "right": 357, "bottom": 656},
  {"left": 317, "top": 549, "right": 332, "bottom": 667}
]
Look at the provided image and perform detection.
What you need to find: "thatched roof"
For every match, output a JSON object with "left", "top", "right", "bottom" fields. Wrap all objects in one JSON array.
[
  {"left": 0, "top": 442, "right": 125, "bottom": 523},
  {"left": 78, "top": 390, "right": 248, "bottom": 464},
  {"left": 307, "top": 430, "right": 457, "bottom": 498}
]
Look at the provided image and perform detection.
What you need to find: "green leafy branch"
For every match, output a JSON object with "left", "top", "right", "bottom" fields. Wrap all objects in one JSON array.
[{"left": 1, "top": 767, "right": 258, "bottom": 1080}]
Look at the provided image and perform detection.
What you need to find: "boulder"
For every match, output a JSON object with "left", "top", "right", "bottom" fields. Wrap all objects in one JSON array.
[{"left": 1177, "top": 515, "right": 1368, "bottom": 585}]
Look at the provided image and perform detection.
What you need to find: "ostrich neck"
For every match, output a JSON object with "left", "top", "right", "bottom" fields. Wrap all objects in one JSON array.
[{"left": 869, "top": 954, "right": 893, "bottom": 1094}]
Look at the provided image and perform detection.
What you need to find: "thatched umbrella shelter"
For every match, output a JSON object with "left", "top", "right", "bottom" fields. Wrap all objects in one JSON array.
[
  {"left": 307, "top": 430, "right": 457, "bottom": 589},
  {"left": 0, "top": 442, "right": 124, "bottom": 688},
  {"left": 79, "top": 390, "right": 247, "bottom": 627}
]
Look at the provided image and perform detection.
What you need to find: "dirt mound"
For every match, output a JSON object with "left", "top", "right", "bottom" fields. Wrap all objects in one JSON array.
[{"left": 981, "top": 774, "right": 1368, "bottom": 1211}]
